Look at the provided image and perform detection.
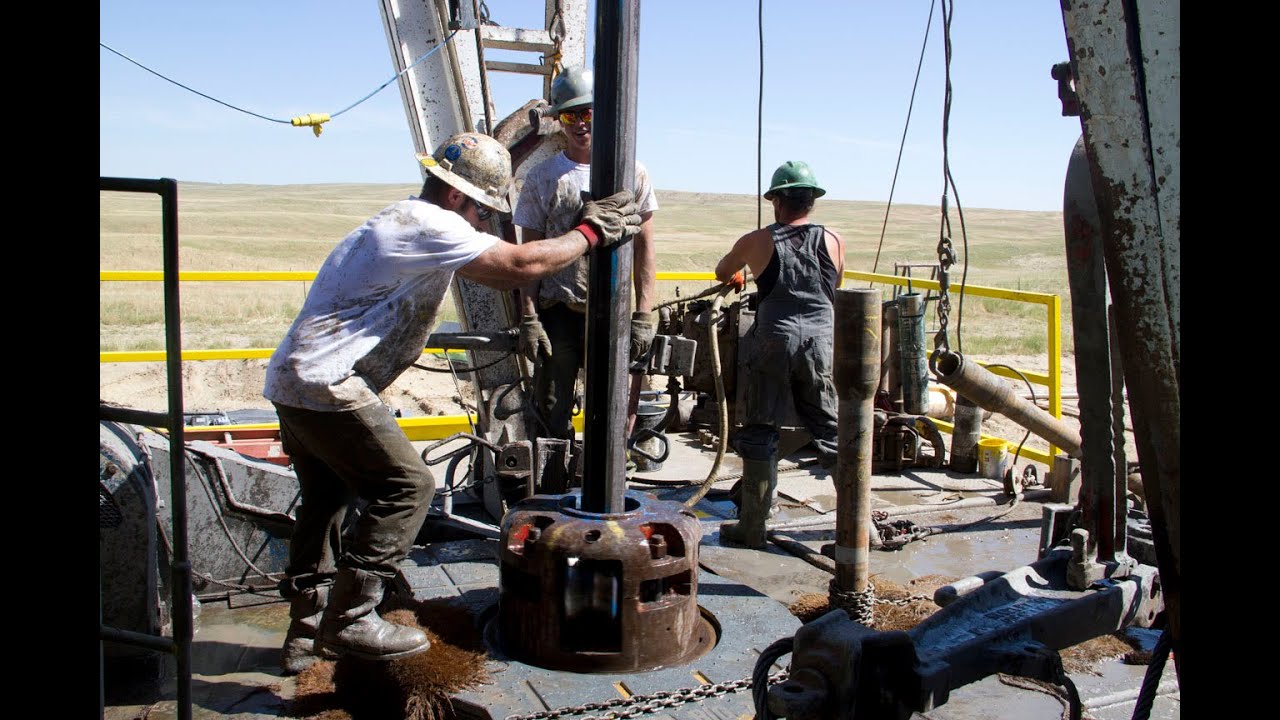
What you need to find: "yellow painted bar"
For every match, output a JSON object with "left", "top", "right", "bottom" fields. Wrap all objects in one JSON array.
[
  {"left": 105, "top": 270, "right": 719, "bottom": 283},
  {"left": 177, "top": 411, "right": 583, "bottom": 442},
  {"left": 842, "top": 270, "right": 1057, "bottom": 306},
  {"left": 654, "top": 271, "right": 717, "bottom": 281},
  {"left": 101, "top": 270, "right": 318, "bottom": 282},
  {"left": 1046, "top": 293, "right": 1062, "bottom": 458},
  {"left": 979, "top": 364, "right": 1051, "bottom": 388},
  {"left": 103, "top": 266, "right": 1061, "bottom": 460},
  {"left": 929, "top": 418, "right": 1053, "bottom": 467},
  {"left": 101, "top": 347, "right": 459, "bottom": 363}
]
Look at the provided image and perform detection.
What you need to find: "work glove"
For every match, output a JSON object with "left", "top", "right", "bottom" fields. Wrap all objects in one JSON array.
[
  {"left": 726, "top": 270, "right": 746, "bottom": 293},
  {"left": 578, "top": 189, "right": 642, "bottom": 247},
  {"left": 518, "top": 314, "right": 552, "bottom": 362},
  {"left": 629, "top": 310, "right": 657, "bottom": 364}
]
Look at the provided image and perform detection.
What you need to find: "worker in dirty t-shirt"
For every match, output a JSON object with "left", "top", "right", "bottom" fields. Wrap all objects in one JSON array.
[
  {"left": 263, "top": 131, "right": 640, "bottom": 672},
  {"left": 514, "top": 65, "right": 659, "bottom": 446}
]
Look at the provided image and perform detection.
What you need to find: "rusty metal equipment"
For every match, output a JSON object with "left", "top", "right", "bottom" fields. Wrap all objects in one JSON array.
[
  {"left": 830, "top": 290, "right": 880, "bottom": 620},
  {"left": 896, "top": 293, "right": 930, "bottom": 415},
  {"left": 871, "top": 412, "right": 947, "bottom": 473},
  {"left": 761, "top": 546, "right": 1163, "bottom": 720},
  {"left": 932, "top": 350, "right": 1083, "bottom": 457},
  {"left": 494, "top": 489, "right": 716, "bottom": 672},
  {"left": 948, "top": 394, "right": 982, "bottom": 473}
]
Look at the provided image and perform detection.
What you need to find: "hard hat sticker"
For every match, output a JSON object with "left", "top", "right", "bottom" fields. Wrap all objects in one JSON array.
[
  {"left": 458, "top": 135, "right": 479, "bottom": 149},
  {"left": 444, "top": 144, "right": 463, "bottom": 161}
]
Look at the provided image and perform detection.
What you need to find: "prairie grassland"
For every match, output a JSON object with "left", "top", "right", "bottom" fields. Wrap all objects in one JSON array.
[{"left": 100, "top": 183, "right": 1072, "bottom": 357}]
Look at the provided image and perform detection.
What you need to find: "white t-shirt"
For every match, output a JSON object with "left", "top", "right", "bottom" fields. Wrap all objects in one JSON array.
[
  {"left": 513, "top": 152, "right": 658, "bottom": 312},
  {"left": 264, "top": 198, "right": 497, "bottom": 412}
]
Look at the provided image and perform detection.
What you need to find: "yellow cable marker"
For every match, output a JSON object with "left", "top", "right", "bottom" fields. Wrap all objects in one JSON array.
[{"left": 291, "top": 113, "right": 331, "bottom": 137}]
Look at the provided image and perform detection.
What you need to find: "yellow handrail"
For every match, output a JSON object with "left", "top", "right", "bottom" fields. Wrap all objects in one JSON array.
[{"left": 101, "top": 268, "right": 1062, "bottom": 461}]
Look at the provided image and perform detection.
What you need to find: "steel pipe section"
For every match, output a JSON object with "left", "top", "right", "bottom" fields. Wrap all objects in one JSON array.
[
  {"left": 896, "top": 293, "right": 929, "bottom": 415},
  {"left": 933, "top": 351, "right": 1082, "bottom": 458},
  {"left": 832, "top": 289, "right": 881, "bottom": 595},
  {"left": 581, "top": 0, "right": 641, "bottom": 514}
]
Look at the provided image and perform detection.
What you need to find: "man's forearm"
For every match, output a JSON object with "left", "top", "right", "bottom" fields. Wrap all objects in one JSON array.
[{"left": 633, "top": 218, "right": 656, "bottom": 312}]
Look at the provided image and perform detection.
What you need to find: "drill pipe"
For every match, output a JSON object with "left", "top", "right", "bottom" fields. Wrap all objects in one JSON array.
[
  {"left": 897, "top": 293, "right": 929, "bottom": 415},
  {"left": 833, "top": 289, "right": 881, "bottom": 595},
  {"left": 949, "top": 393, "right": 983, "bottom": 473},
  {"left": 933, "top": 351, "right": 1082, "bottom": 458}
]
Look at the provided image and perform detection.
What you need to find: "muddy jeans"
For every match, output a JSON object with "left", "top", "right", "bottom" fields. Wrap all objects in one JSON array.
[
  {"left": 739, "top": 331, "right": 839, "bottom": 466},
  {"left": 532, "top": 303, "right": 587, "bottom": 441},
  {"left": 274, "top": 401, "right": 436, "bottom": 588}
]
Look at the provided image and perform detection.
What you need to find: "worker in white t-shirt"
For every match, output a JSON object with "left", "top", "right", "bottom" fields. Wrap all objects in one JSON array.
[{"left": 263, "top": 131, "right": 640, "bottom": 672}]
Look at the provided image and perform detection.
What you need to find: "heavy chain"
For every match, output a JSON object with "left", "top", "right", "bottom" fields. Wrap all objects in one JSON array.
[
  {"left": 547, "top": 0, "right": 566, "bottom": 75},
  {"left": 871, "top": 510, "right": 931, "bottom": 550},
  {"left": 875, "top": 594, "right": 934, "bottom": 607},
  {"left": 934, "top": 194, "right": 956, "bottom": 355},
  {"left": 504, "top": 671, "right": 789, "bottom": 720}
]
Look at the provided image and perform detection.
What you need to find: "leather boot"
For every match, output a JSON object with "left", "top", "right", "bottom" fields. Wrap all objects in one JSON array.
[
  {"left": 720, "top": 457, "right": 777, "bottom": 549},
  {"left": 315, "top": 567, "right": 431, "bottom": 661},
  {"left": 281, "top": 584, "right": 333, "bottom": 674}
]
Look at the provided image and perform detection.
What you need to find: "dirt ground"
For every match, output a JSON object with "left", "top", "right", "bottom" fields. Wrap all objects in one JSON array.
[{"left": 99, "top": 351, "right": 1137, "bottom": 467}]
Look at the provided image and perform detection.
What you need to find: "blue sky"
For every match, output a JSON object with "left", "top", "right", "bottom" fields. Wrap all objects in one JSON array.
[{"left": 101, "top": 1, "right": 1084, "bottom": 212}]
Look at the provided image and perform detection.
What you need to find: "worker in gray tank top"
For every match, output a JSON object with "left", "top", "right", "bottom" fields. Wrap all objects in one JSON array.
[{"left": 712, "top": 161, "right": 846, "bottom": 549}]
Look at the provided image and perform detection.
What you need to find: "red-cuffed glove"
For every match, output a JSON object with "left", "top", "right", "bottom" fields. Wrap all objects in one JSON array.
[{"left": 727, "top": 271, "right": 746, "bottom": 292}]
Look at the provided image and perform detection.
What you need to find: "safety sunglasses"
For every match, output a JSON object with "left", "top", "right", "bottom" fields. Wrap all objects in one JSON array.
[
  {"left": 469, "top": 198, "right": 493, "bottom": 222},
  {"left": 558, "top": 108, "right": 592, "bottom": 126}
]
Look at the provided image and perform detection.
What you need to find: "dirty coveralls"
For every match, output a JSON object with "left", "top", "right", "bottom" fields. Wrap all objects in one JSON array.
[
  {"left": 738, "top": 223, "right": 840, "bottom": 467},
  {"left": 263, "top": 197, "right": 496, "bottom": 597}
]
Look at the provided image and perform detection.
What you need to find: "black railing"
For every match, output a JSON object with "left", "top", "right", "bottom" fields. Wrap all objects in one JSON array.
[{"left": 99, "top": 176, "right": 193, "bottom": 720}]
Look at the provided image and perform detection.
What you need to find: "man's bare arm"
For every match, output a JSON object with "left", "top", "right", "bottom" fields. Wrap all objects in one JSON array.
[
  {"left": 459, "top": 230, "right": 590, "bottom": 290},
  {"left": 715, "top": 229, "right": 764, "bottom": 282},
  {"left": 517, "top": 227, "right": 546, "bottom": 314},
  {"left": 826, "top": 228, "right": 846, "bottom": 287},
  {"left": 633, "top": 213, "right": 656, "bottom": 312}
]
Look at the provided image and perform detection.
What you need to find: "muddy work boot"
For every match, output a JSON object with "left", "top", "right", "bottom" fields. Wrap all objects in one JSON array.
[
  {"left": 315, "top": 567, "right": 431, "bottom": 661},
  {"left": 728, "top": 478, "right": 780, "bottom": 519},
  {"left": 720, "top": 457, "right": 778, "bottom": 550},
  {"left": 280, "top": 584, "right": 335, "bottom": 674}
]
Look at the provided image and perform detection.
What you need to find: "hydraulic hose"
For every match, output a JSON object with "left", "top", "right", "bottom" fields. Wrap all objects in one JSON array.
[{"left": 684, "top": 285, "right": 735, "bottom": 508}]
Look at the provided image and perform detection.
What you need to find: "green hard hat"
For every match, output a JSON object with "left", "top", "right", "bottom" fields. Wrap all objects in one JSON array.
[
  {"left": 764, "top": 160, "right": 826, "bottom": 200},
  {"left": 550, "top": 66, "right": 593, "bottom": 113}
]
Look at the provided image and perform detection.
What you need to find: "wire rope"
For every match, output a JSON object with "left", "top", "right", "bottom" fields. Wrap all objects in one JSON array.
[{"left": 870, "top": 0, "right": 938, "bottom": 280}]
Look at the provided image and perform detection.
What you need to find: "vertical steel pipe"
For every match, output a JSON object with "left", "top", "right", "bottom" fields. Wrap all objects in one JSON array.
[
  {"left": 160, "top": 178, "right": 193, "bottom": 720},
  {"left": 1063, "top": 135, "right": 1117, "bottom": 561},
  {"left": 1063, "top": 0, "right": 1180, "bottom": 670},
  {"left": 897, "top": 293, "right": 928, "bottom": 415},
  {"left": 881, "top": 300, "right": 903, "bottom": 413},
  {"left": 1108, "top": 305, "right": 1129, "bottom": 558},
  {"left": 833, "top": 289, "right": 880, "bottom": 595},
  {"left": 581, "top": 0, "right": 640, "bottom": 514},
  {"left": 949, "top": 394, "right": 982, "bottom": 473},
  {"left": 1059, "top": 0, "right": 1177, "bottom": 666}
]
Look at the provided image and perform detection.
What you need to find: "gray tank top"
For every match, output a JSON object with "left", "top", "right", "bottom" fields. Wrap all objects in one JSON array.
[{"left": 755, "top": 223, "right": 837, "bottom": 337}]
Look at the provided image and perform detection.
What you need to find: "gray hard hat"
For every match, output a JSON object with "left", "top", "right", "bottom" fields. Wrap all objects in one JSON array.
[
  {"left": 417, "top": 132, "right": 512, "bottom": 213},
  {"left": 550, "top": 66, "right": 593, "bottom": 113}
]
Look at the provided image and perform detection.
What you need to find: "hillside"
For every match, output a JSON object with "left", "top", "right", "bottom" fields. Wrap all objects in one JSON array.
[{"left": 100, "top": 182, "right": 1071, "bottom": 357}]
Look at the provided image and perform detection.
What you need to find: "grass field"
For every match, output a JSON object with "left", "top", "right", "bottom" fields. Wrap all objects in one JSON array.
[{"left": 100, "top": 182, "right": 1072, "bottom": 356}]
